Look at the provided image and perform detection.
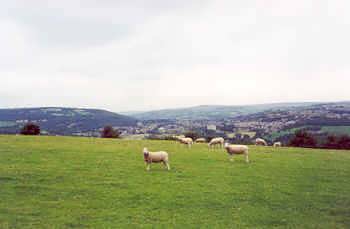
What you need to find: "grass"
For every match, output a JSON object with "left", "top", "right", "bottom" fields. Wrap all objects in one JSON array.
[
  {"left": 267, "top": 127, "right": 309, "bottom": 141},
  {"left": 0, "top": 135, "right": 349, "bottom": 228},
  {"left": 321, "top": 126, "right": 350, "bottom": 135},
  {"left": 0, "top": 121, "right": 16, "bottom": 128}
]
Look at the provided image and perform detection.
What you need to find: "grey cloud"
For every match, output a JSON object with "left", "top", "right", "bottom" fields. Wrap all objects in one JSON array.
[{"left": 0, "top": 0, "right": 349, "bottom": 111}]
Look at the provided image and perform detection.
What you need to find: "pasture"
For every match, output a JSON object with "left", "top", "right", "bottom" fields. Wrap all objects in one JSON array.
[
  {"left": 0, "top": 135, "right": 349, "bottom": 228},
  {"left": 321, "top": 126, "right": 350, "bottom": 136}
]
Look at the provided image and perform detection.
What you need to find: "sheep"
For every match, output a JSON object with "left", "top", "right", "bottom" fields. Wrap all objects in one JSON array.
[
  {"left": 195, "top": 138, "right": 207, "bottom": 143},
  {"left": 273, "top": 142, "right": 282, "bottom": 147},
  {"left": 174, "top": 135, "right": 185, "bottom": 141},
  {"left": 224, "top": 143, "right": 249, "bottom": 163},
  {"left": 173, "top": 135, "right": 185, "bottom": 144},
  {"left": 255, "top": 138, "right": 267, "bottom": 146},
  {"left": 143, "top": 147, "right": 170, "bottom": 171},
  {"left": 178, "top": 137, "right": 194, "bottom": 148},
  {"left": 208, "top": 137, "right": 225, "bottom": 149}
]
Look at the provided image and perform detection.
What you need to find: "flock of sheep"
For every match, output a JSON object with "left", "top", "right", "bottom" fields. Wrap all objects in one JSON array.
[{"left": 142, "top": 136, "right": 282, "bottom": 171}]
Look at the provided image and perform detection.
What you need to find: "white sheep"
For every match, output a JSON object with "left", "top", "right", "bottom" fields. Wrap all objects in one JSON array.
[
  {"left": 208, "top": 137, "right": 225, "bottom": 149},
  {"left": 173, "top": 135, "right": 185, "bottom": 144},
  {"left": 273, "top": 142, "right": 282, "bottom": 147},
  {"left": 179, "top": 137, "right": 193, "bottom": 148},
  {"left": 143, "top": 147, "right": 170, "bottom": 171},
  {"left": 255, "top": 138, "right": 267, "bottom": 146},
  {"left": 224, "top": 143, "right": 249, "bottom": 163},
  {"left": 195, "top": 138, "right": 207, "bottom": 143}
]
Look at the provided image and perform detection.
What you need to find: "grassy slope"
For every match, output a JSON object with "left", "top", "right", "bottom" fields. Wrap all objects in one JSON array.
[
  {"left": 322, "top": 126, "right": 350, "bottom": 135},
  {"left": 0, "top": 136, "right": 349, "bottom": 228}
]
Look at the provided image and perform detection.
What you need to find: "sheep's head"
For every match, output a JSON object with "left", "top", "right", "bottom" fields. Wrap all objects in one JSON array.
[
  {"left": 224, "top": 143, "right": 229, "bottom": 148},
  {"left": 143, "top": 147, "right": 149, "bottom": 160}
]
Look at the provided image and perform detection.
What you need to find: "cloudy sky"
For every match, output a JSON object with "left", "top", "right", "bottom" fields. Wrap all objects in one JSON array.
[{"left": 1, "top": 0, "right": 350, "bottom": 112}]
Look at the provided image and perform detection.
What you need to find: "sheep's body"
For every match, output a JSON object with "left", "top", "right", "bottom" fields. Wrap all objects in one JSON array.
[
  {"left": 255, "top": 138, "right": 267, "bottom": 146},
  {"left": 173, "top": 135, "right": 185, "bottom": 144},
  {"left": 179, "top": 137, "right": 193, "bottom": 148},
  {"left": 174, "top": 135, "right": 185, "bottom": 141},
  {"left": 195, "top": 138, "right": 206, "bottom": 143},
  {"left": 208, "top": 137, "right": 225, "bottom": 149},
  {"left": 224, "top": 143, "right": 249, "bottom": 163},
  {"left": 143, "top": 148, "right": 170, "bottom": 171},
  {"left": 273, "top": 142, "right": 282, "bottom": 147}
]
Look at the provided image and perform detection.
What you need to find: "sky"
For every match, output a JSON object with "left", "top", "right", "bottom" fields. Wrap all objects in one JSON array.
[{"left": 1, "top": 0, "right": 350, "bottom": 112}]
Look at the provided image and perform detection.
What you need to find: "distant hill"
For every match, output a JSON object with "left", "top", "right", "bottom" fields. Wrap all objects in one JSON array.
[
  {"left": 129, "top": 102, "right": 321, "bottom": 120},
  {"left": 0, "top": 107, "right": 137, "bottom": 136}
]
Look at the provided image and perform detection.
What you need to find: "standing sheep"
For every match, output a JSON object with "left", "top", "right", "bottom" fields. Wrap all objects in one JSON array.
[
  {"left": 255, "top": 138, "right": 267, "bottom": 146},
  {"left": 179, "top": 137, "right": 193, "bottom": 148},
  {"left": 224, "top": 143, "right": 249, "bottom": 163},
  {"left": 174, "top": 135, "right": 185, "bottom": 142},
  {"left": 208, "top": 137, "right": 225, "bottom": 149},
  {"left": 143, "top": 147, "right": 170, "bottom": 171},
  {"left": 273, "top": 142, "right": 282, "bottom": 147}
]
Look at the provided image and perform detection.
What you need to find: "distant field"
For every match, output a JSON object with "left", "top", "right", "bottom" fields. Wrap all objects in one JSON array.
[
  {"left": 0, "top": 135, "right": 349, "bottom": 228},
  {"left": 0, "top": 121, "right": 16, "bottom": 128},
  {"left": 267, "top": 127, "right": 303, "bottom": 141},
  {"left": 231, "top": 131, "right": 256, "bottom": 138},
  {"left": 322, "top": 126, "right": 350, "bottom": 135},
  {"left": 268, "top": 125, "right": 350, "bottom": 141}
]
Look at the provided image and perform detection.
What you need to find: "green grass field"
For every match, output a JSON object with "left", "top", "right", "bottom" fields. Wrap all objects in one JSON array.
[
  {"left": 0, "top": 135, "right": 349, "bottom": 228},
  {"left": 322, "top": 126, "right": 350, "bottom": 135}
]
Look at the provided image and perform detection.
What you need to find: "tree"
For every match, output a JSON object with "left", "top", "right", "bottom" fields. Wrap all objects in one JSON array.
[
  {"left": 20, "top": 123, "right": 40, "bottom": 135},
  {"left": 101, "top": 126, "right": 120, "bottom": 138},
  {"left": 324, "top": 135, "right": 338, "bottom": 149},
  {"left": 184, "top": 131, "right": 199, "bottom": 140},
  {"left": 337, "top": 135, "right": 350, "bottom": 149},
  {"left": 241, "top": 134, "right": 252, "bottom": 144},
  {"left": 289, "top": 130, "right": 316, "bottom": 148},
  {"left": 235, "top": 133, "right": 242, "bottom": 140}
]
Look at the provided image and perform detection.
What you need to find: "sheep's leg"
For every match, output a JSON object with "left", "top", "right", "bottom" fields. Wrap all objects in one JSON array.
[
  {"left": 245, "top": 153, "right": 249, "bottom": 163},
  {"left": 146, "top": 163, "right": 151, "bottom": 171},
  {"left": 164, "top": 161, "right": 170, "bottom": 170}
]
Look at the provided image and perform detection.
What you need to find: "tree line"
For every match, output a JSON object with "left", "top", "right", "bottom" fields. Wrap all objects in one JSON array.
[
  {"left": 289, "top": 130, "right": 350, "bottom": 150},
  {"left": 19, "top": 123, "right": 120, "bottom": 138}
]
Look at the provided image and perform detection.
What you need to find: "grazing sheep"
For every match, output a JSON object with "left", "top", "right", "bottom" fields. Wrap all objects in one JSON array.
[
  {"left": 143, "top": 147, "right": 170, "bottom": 171},
  {"left": 255, "top": 138, "right": 267, "bottom": 146},
  {"left": 273, "top": 142, "right": 282, "bottom": 147},
  {"left": 179, "top": 137, "right": 194, "bottom": 148},
  {"left": 208, "top": 137, "right": 225, "bottom": 149},
  {"left": 173, "top": 135, "right": 185, "bottom": 144},
  {"left": 195, "top": 138, "right": 206, "bottom": 143},
  {"left": 224, "top": 143, "right": 249, "bottom": 163},
  {"left": 174, "top": 135, "right": 185, "bottom": 140}
]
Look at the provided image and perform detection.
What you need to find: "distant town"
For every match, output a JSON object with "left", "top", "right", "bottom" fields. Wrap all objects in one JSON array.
[{"left": 119, "top": 102, "right": 350, "bottom": 144}]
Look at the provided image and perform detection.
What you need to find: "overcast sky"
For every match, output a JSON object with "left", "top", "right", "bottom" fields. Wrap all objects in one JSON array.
[{"left": 1, "top": 0, "right": 350, "bottom": 112}]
